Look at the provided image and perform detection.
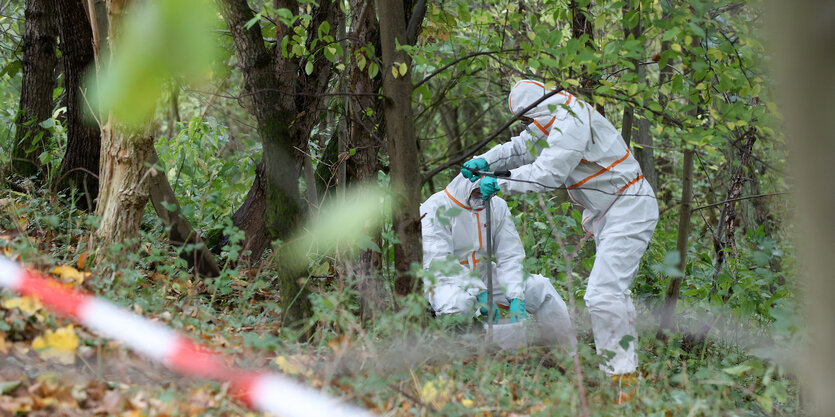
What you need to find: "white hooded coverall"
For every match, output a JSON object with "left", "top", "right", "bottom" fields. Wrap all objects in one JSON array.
[
  {"left": 420, "top": 175, "right": 575, "bottom": 346},
  {"left": 477, "top": 80, "right": 659, "bottom": 374}
]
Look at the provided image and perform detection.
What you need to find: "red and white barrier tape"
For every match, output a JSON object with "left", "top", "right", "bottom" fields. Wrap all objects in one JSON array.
[{"left": 0, "top": 257, "right": 374, "bottom": 417}]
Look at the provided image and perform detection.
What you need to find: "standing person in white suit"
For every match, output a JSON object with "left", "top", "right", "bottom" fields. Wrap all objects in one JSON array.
[
  {"left": 462, "top": 80, "right": 659, "bottom": 384},
  {"left": 420, "top": 174, "right": 576, "bottom": 347}
]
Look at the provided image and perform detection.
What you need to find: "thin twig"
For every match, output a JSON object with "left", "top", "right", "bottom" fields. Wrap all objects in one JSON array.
[
  {"left": 537, "top": 195, "right": 590, "bottom": 417},
  {"left": 691, "top": 192, "right": 788, "bottom": 212}
]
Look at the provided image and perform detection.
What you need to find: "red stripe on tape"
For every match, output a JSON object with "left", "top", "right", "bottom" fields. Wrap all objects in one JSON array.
[
  {"left": 166, "top": 338, "right": 235, "bottom": 381},
  {"left": 19, "top": 270, "right": 89, "bottom": 318}
]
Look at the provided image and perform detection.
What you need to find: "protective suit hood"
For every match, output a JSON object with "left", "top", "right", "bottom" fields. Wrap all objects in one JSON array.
[
  {"left": 507, "top": 80, "right": 573, "bottom": 138},
  {"left": 444, "top": 174, "right": 482, "bottom": 210}
]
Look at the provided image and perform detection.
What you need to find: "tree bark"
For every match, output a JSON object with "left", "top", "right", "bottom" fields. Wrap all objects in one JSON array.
[
  {"left": 375, "top": 0, "right": 424, "bottom": 295},
  {"left": 620, "top": 0, "right": 657, "bottom": 192},
  {"left": 220, "top": 0, "right": 309, "bottom": 329},
  {"left": 56, "top": 0, "right": 100, "bottom": 210},
  {"left": 570, "top": 0, "right": 603, "bottom": 115},
  {"left": 148, "top": 149, "right": 220, "bottom": 277},
  {"left": 12, "top": 0, "right": 58, "bottom": 179},
  {"left": 711, "top": 129, "right": 756, "bottom": 293},
  {"left": 94, "top": 0, "right": 156, "bottom": 259},
  {"left": 657, "top": 148, "right": 693, "bottom": 340}
]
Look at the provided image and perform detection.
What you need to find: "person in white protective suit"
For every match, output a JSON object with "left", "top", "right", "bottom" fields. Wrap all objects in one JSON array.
[
  {"left": 461, "top": 80, "right": 659, "bottom": 377},
  {"left": 420, "top": 174, "right": 576, "bottom": 347}
]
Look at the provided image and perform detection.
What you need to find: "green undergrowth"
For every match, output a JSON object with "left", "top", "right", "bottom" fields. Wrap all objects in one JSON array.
[{"left": 0, "top": 182, "right": 802, "bottom": 416}]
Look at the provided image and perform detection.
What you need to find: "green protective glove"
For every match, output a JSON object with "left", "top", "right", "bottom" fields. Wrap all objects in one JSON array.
[
  {"left": 462, "top": 158, "right": 489, "bottom": 182},
  {"left": 476, "top": 291, "right": 499, "bottom": 323},
  {"left": 480, "top": 176, "right": 500, "bottom": 200},
  {"left": 508, "top": 298, "right": 527, "bottom": 323}
]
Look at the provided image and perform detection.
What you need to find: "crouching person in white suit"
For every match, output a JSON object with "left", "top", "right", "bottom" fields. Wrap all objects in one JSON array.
[{"left": 420, "top": 174, "right": 576, "bottom": 347}]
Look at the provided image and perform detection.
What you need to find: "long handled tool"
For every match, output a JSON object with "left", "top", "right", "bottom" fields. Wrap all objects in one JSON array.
[{"left": 485, "top": 194, "right": 494, "bottom": 342}]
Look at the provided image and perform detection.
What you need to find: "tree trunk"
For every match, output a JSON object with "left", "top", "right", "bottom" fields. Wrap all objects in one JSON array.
[
  {"left": 570, "top": 0, "right": 603, "bottom": 115},
  {"left": 657, "top": 148, "right": 693, "bottom": 340},
  {"left": 620, "top": 0, "right": 657, "bottom": 192},
  {"left": 56, "top": 0, "right": 100, "bottom": 210},
  {"left": 347, "top": 0, "right": 385, "bottom": 318},
  {"left": 774, "top": 1, "right": 835, "bottom": 413},
  {"left": 220, "top": 0, "right": 309, "bottom": 329},
  {"left": 12, "top": 0, "right": 58, "bottom": 179},
  {"left": 711, "top": 129, "right": 756, "bottom": 293},
  {"left": 148, "top": 149, "right": 220, "bottom": 277},
  {"left": 94, "top": 0, "right": 156, "bottom": 259},
  {"left": 375, "top": 0, "right": 424, "bottom": 295}
]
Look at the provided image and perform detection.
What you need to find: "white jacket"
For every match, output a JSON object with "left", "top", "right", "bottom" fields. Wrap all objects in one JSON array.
[
  {"left": 420, "top": 175, "right": 525, "bottom": 301},
  {"left": 479, "top": 80, "right": 655, "bottom": 234}
]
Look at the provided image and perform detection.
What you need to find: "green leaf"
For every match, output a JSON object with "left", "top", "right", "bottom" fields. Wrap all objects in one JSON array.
[
  {"left": 722, "top": 363, "right": 752, "bottom": 376},
  {"left": 368, "top": 62, "right": 379, "bottom": 79},
  {"left": 305, "top": 60, "right": 313, "bottom": 75}
]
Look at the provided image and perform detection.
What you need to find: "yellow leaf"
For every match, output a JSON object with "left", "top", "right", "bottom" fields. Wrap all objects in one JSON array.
[
  {"left": 563, "top": 78, "right": 581, "bottom": 87},
  {"left": 398, "top": 62, "right": 408, "bottom": 76},
  {"left": 421, "top": 377, "right": 452, "bottom": 409},
  {"left": 32, "top": 325, "right": 79, "bottom": 365},
  {"left": 0, "top": 334, "right": 7, "bottom": 354},
  {"left": 2, "top": 296, "right": 43, "bottom": 315},
  {"left": 274, "top": 354, "right": 314, "bottom": 377},
  {"left": 460, "top": 397, "right": 474, "bottom": 408},
  {"left": 391, "top": 65, "right": 399, "bottom": 78},
  {"left": 671, "top": 43, "right": 682, "bottom": 52},
  {"left": 51, "top": 265, "right": 86, "bottom": 285}
]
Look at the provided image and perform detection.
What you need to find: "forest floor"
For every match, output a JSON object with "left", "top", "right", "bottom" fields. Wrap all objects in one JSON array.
[{"left": 0, "top": 188, "right": 802, "bottom": 416}]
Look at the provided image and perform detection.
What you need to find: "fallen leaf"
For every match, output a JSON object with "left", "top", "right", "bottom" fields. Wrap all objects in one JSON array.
[
  {"left": 32, "top": 325, "right": 79, "bottom": 365},
  {"left": 0, "top": 381, "right": 22, "bottom": 395},
  {"left": 77, "top": 251, "right": 89, "bottom": 269},
  {"left": 274, "top": 354, "right": 314, "bottom": 377},
  {"left": 2, "top": 296, "right": 43, "bottom": 315},
  {"left": 421, "top": 377, "right": 452, "bottom": 410},
  {"left": 50, "top": 265, "right": 86, "bottom": 285}
]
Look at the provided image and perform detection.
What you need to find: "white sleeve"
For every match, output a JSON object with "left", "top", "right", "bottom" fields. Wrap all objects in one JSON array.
[
  {"left": 497, "top": 106, "right": 589, "bottom": 195},
  {"left": 477, "top": 130, "right": 539, "bottom": 171},
  {"left": 491, "top": 200, "right": 525, "bottom": 300},
  {"left": 420, "top": 204, "right": 485, "bottom": 292}
]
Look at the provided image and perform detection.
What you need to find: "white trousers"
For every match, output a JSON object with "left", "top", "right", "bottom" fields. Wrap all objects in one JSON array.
[
  {"left": 428, "top": 272, "right": 577, "bottom": 347},
  {"left": 584, "top": 186, "right": 658, "bottom": 375}
]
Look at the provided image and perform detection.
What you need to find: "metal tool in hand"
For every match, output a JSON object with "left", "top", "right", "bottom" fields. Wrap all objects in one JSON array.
[
  {"left": 468, "top": 168, "right": 512, "bottom": 179},
  {"left": 485, "top": 193, "right": 494, "bottom": 342}
]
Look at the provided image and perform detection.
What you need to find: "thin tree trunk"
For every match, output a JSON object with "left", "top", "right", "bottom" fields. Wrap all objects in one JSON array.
[
  {"left": 657, "top": 148, "right": 693, "bottom": 340},
  {"left": 711, "top": 129, "right": 756, "bottom": 294},
  {"left": 13, "top": 0, "right": 58, "bottom": 179},
  {"left": 56, "top": 0, "right": 100, "bottom": 210},
  {"left": 375, "top": 0, "right": 424, "bottom": 295},
  {"left": 570, "top": 0, "right": 603, "bottom": 115}
]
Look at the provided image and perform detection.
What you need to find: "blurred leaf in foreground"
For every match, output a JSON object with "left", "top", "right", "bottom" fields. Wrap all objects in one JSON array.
[{"left": 86, "top": 0, "right": 222, "bottom": 127}]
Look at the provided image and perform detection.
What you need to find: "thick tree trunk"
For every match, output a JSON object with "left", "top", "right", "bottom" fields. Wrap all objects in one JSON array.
[
  {"left": 148, "top": 150, "right": 220, "bottom": 277},
  {"left": 56, "top": 0, "right": 100, "bottom": 210},
  {"left": 220, "top": 0, "right": 309, "bottom": 329},
  {"left": 94, "top": 0, "right": 156, "bottom": 259},
  {"left": 774, "top": 1, "right": 835, "bottom": 413},
  {"left": 12, "top": 0, "right": 58, "bottom": 179},
  {"left": 375, "top": 0, "right": 424, "bottom": 295},
  {"left": 95, "top": 123, "right": 155, "bottom": 252},
  {"left": 348, "top": 0, "right": 385, "bottom": 318}
]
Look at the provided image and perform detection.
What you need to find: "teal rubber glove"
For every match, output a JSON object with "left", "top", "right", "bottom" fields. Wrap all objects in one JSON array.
[
  {"left": 480, "top": 176, "right": 500, "bottom": 200},
  {"left": 509, "top": 299, "right": 527, "bottom": 323},
  {"left": 462, "top": 158, "right": 489, "bottom": 182},
  {"left": 476, "top": 291, "right": 499, "bottom": 323}
]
